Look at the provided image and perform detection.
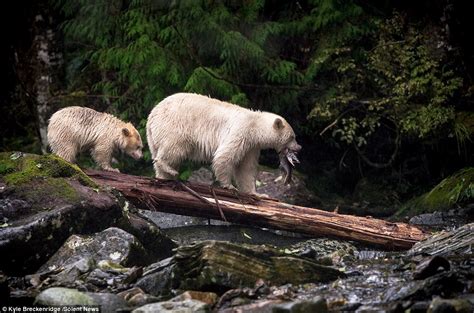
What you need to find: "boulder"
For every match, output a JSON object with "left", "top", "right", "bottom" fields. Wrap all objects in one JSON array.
[
  {"left": 0, "top": 152, "right": 122, "bottom": 275},
  {"left": 136, "top": 241, "right": 345, "bottom": 296},
  {"left": 35, "top": 287, "right": 128, "bottom": 313},
  {"left": 132, "top": 299, "right": 209, "bottom": 313}
]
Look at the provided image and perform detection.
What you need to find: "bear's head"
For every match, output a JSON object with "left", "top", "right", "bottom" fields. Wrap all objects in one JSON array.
[
  {"left": 119, "top": 123, "right": 143, "bottom": 160},
  {"left": 271, "top": 117, "right": 302, "bottom": 155}
]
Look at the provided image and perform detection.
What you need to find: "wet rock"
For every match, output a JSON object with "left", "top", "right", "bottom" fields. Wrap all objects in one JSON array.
[
  {"left": 396, "top": 168, "right": 474, "bottom": 218},
  {"left": 172, "top": 291, "right": 219, "bottom": 307},
  {"left": 39, "top": 227, "right": 148, "bottom": 272},
  {"left": 132, "top": 299, "right": 209, "bottom": 313},
  {"left": 135, "top": 257, "right": 174, "bottom": 296},
  {"left": 384, "top": 272, "right": 466, "bottom": 302},
  {"left": 272, "top": 296, "right": 328, "bottom": 313},
  {"left": 171, "top": 241, "right": 345, "bottom": 292},
  {"left": 29, "top": 228, "right": 150, "bottom": 291},
  {"left": 114, "top": 210, "right": 177, "bottom": 261},
  {"left": 413, "top": 256, "right": 451, "bottom": 280},
  {"left": 408, "top": 223, "right": 473, "bottom": 257},
  {"left": 117, "top": 287, "right": 159, "bottom": 307},
  {"left": 283, "top": 239, "right": 357, "bottom": 266},
  {"left": 428, "top": 297, "right": 473, "bottom": 313},
  {"left": 409, "top": 207, "right": 473, "bottom": 229},
  {"left": 35, "top": 287, "right": 128, "bottom": 312},
  {"left": 35, "top": 287, "right": 96, "bottom": 306},
  {"left": 408, "top": 301, "right": 431, "bottom": 313},
  {"left": 136, "top": 241, "right": 345, "bottom": 297},
  {"left": 0, "top": 152, "right": 122, "bottom": 275},
  {"left": 87, "top": 292, "right": 129, "bottom": 313}
]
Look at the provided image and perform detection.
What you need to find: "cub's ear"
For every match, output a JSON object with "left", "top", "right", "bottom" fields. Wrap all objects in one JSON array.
[
  {"left": 273, "top": 118, "right": 284, "bottom": 130},
  {"left": 122, "top": 128, "right": 131, "bottom": 137}
]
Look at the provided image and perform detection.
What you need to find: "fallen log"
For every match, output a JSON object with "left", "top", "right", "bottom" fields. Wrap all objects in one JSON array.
[{"left": 85, "top": 169, "right": 429, "bottom": 250}]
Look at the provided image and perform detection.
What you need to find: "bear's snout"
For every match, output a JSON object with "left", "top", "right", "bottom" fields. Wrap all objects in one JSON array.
[
  {"left": 131, "top": 150, "right": 143, "bottom": 160},
  {"left": 289, "top": 142, "right": 302, "bottom": 152}
]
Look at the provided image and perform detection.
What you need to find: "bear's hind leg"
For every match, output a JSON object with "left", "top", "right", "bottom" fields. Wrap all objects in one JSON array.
[
  {"left": 153, "top": 149, "right": 181, "bottom": 179},
  {"left": 50, "top": 142, "right": 77, "bottom": 164},
  {"left": 153, "top": 158, "right": 179, "bottom": 179}
]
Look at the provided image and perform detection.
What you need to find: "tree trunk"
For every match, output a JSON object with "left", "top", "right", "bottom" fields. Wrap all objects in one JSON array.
[
  {"left": 85, "top": 169, "right": 429, "bottom": 250},
  {"left": 11, "top": 1, "right": 64, "bottom": 153}
]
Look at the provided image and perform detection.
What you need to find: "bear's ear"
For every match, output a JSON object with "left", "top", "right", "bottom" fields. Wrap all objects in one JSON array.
[
  {"left": 273, "top": 118, "right": 284, "bottom": 130},
  {"left": 122, "top": 128, "right": 131, "bottom": 137}
]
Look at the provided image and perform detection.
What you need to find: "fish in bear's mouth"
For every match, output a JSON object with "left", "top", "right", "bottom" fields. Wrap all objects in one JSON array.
[{"left": 279, "top": 148, "right": 300, "bottom": 184}]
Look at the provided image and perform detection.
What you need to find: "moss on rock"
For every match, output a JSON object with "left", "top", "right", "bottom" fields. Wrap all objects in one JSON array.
[
  {"left": 0, "top": 152, "right": 96, "bottom": 187},
  {"left": 396, "top": 167, "right": 474, "bottom": 218},
  {"left": 0, "top": 152, "right": 98, "bottom": 210}
]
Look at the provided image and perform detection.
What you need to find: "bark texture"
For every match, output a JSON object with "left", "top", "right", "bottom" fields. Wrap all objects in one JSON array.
[{"left": 85, "top": 169, "right": 429, "bottom": 250}]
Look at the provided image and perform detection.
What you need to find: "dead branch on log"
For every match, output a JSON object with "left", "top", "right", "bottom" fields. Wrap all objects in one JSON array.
[{"left": 84, "top": 169, "right": 429, "bottom": 250}]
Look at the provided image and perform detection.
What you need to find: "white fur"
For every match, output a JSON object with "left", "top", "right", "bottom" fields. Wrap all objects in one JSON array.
[
  {"left": 48, "top": 106, "right": 143, "bottom": 172},
  {"left": 146, "top": 93, "right": 300, "bottom": 193}
]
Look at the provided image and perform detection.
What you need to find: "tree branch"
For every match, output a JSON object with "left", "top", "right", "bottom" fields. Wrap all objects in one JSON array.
[{"left": 354, "top": 129, "right": 401, "bottom": 169}]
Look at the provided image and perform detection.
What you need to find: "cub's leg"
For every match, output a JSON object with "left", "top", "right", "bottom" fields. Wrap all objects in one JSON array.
[
  {"left": 234, "top": 149, "right": 260, "bottom": 194},
  {"left": 91, "top": 145, "right": 118, "bottom": 172},
  {"left": 51, "top": 143, "right": 78, "bottom": 164}
]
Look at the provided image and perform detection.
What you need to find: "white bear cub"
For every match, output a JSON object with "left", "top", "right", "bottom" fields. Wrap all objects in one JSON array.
[{"left": 146, "top": 93, "right": 301, "bottom": 194}]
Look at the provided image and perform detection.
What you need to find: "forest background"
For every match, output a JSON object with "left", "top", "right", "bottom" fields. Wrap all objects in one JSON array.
[{"left": 0, "top": 0, "right": 472, "bottom": 216}]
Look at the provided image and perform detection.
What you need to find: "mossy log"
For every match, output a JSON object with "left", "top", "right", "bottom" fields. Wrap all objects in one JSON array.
[{"left": 85, "top": 169, "right": 429, "bottom": 250}]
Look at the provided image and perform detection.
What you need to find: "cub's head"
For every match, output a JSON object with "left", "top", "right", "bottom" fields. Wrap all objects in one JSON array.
[
  {"left": 272, "top": 117, "right": 302, "bottom": 155},
  {"left": 119, "top": 123, "right": 143, "bottom": 160}
]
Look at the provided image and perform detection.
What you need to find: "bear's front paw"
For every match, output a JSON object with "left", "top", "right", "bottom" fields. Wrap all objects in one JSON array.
[
  {"left": 255, "top": 192, "right": 270, "bottom": 198},
  {"left": 213, "top": 181, "right": 238, "bottom": 191},
  {"left": 104, "top": 167, "right": 120, "bottom": 173}
]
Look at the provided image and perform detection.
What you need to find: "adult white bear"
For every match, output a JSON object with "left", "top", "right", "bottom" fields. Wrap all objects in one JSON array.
[{"left": 146, "top": 93, "right": 301, "bottom": 194}]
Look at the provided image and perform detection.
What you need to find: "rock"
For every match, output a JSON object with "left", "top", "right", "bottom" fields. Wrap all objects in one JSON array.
[
  {"left": 384, "top": 272, "right": 466, "bottom": 302},
  {"left": 0, "top": 152, "right": 122, "bottom": 275},
  {"left": 35, "top": 287, "right": 128, "bottom": 313},
  {"left": 408, "top": 223, "right": 474, "bottom": 257},
  {"left": 117, "top": 287, "right": 159, "bottom": 307},
  {"left": 413, "top": 255, "right": 450, "bottom": 280},
  {"left": 428, "top": 297, "right": 473, "bottom": 313},
  {"left": 135, "top": 257, "right": 174, "bottom": 297},
  {"left": 172, "top": 291, "right": 219, "bottom": 307},
  {"left": 282, "top": 239, "right": 357, "bottom": 266},
  {"left": 39, "top": 227, "right": 148, "bottom": 272},
  {"left": 114, "top": 210, "right": 177, "bottom": 261},
  {"left": 408, "top": 207, "right": 473, "bottom": 229},
  {"left": 170, "top": 241, "right": 345, "bottom": 292},
  {"left": 272, "top": 296, "right": 328, "bottom": 313},
  {"left": 132, "top": 299, "right": 209, "bottom": 313},
  {"left": 87, "top": 292, "right": 129, "bottom": 313},
  {"left": 136, "top": 241, "right": 345, "bottom": 297},
  {"left": 30, "top": 228, "right": 150, "bottom": 291},
  {"left": 396, "top": 167, "right": 474, "bottom": 218},
  {"left": 35, "top": 287, "right": 96, "bottom": 306}
]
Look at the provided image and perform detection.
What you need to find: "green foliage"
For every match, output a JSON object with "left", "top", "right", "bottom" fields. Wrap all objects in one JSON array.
[
  {"left": 53, "top": 0, "right": 470, "bottom": 190},
  {"left": 310, "top": 13, "right": 464, "bottom": 151}
]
